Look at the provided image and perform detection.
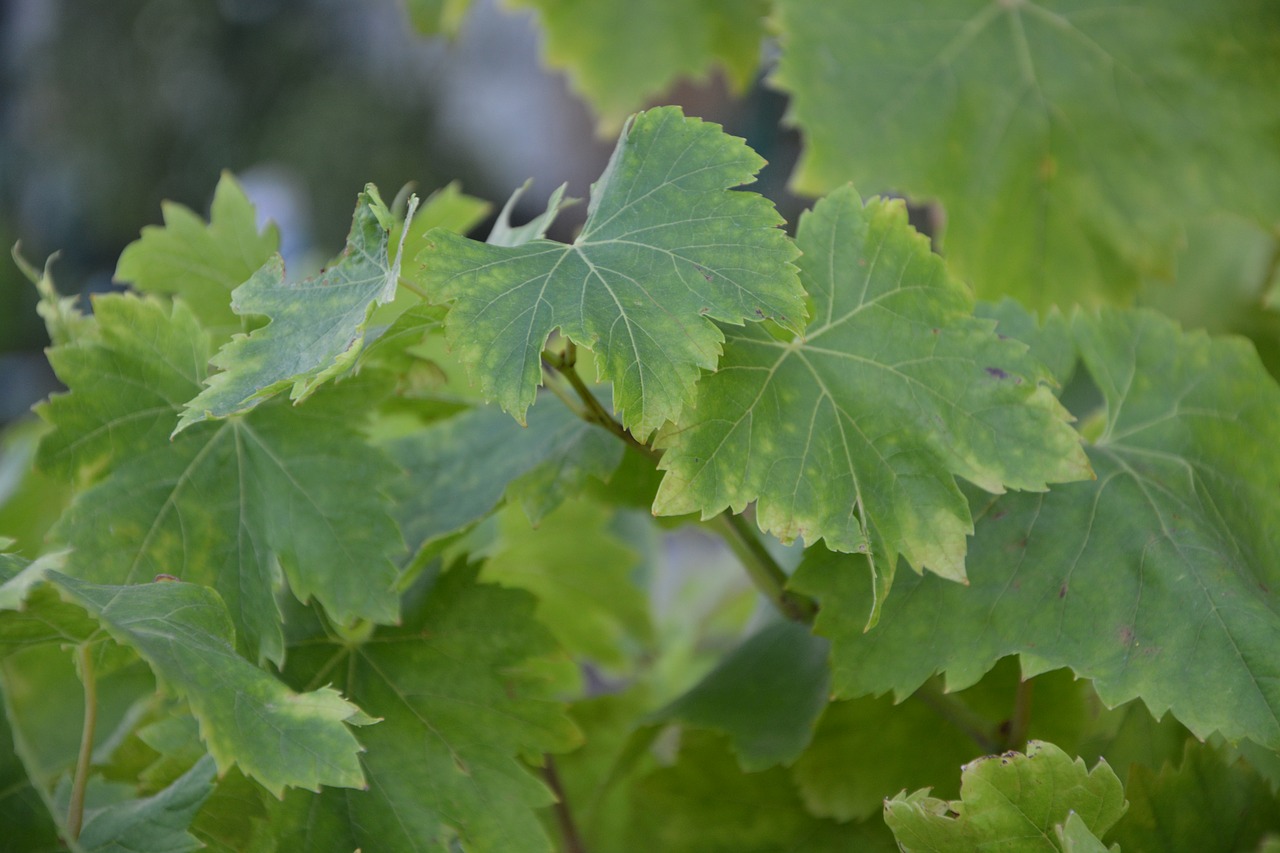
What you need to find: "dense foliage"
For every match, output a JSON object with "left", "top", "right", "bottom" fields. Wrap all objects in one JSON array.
[{"left": 3, "top": 2, "right": 1280, "bottom": 850}]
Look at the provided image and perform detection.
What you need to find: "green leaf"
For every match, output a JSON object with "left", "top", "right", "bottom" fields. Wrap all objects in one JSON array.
[
  {"left": 795, "top": 308, "right": 1280, "bottom": 748},
  {"left": 510, "top": 1, "right": 768, "bottom": 130},
  {"left": 656, "top": 188, "right": 1089, "bottom": 614},
  {"left": 0, "top": 681, "right": 61, "bottom": 852},
  {"left": 1110, "top": 740, "right": 1280, "bottom": 853},
  {"left": 0, "top": 552, "right": 97, "bottom": 654},
  {"left": 626, "top": 731, "right": 897, "bottom": 852},
  {"left": 792, "top": 693, "right": 983, "bottom": 822},
  {"left": 771, "top": 0, "right": 1280, "bottom": 308},
  {"left": 13, "top": 248, "right": 96, "bottom": 348},
  {"left": 653, "top": 620, "right": 829, "bottom": 770},
  {"left": 115, "top": 171, "right": 279, "bottom": 338},
  {"left": 1056, "top": 812, "right": 1118, "bottom": 853},
  {"left": 49, "top": 574, "right": 368, "bottom": 797},
  {"left": 176, "top": 186, "right": 416, "bottom": 433},
  {"left": 884, "top": 740, "right": 1126, "bottom": 852},
  {"left": 39, "top": 295, "right": 402, "bottom": 664},
  {"left": 385, "top": 395, "right": 622, "bottom": 556},
  {"left": 403, "top": 0, "right": 471, "bottom": 37},
  {"left": 274, "top": 565, "right": 581, "bottom": 853},
  {"left": 481, "top": 500, "right": 652, "bottom": 669},
  {"left": 417, "top": 105, "right": 804, "bottom": 439},
  {"left": 75, "top": 754, "right": 215, "bottom": 853}
]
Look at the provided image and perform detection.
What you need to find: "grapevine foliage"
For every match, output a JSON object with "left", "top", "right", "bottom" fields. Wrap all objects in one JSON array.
[{"left": 3, "top": 3, "right": 1280, "bottom": 851}]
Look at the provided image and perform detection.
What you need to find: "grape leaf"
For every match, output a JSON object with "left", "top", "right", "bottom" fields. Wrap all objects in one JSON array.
[
  {"left": 883, "top": 740, "right": 1126, "bottom": 853},
  {"left": 385, "top": 393, "right": 622, "bottom": 555},
  {"left": 416, "top": 105, "right": 805, "bottom": 439},
  {"left": 626, "top": 731, "right": 897, "bottom": 852},
  {"left": 0, "top": 552, "right": 96, "bottom": 653},
  {"left": 404, "top": 0, "right": 471, "bottom": 38},
  {"left": 176, "top": 186, "right": 416, "bottom": 433},
  {"left": 653, "top": 620, "right": 829, "bottom": 770},
  {"left": 794, "top": 308, "right": 1280, "bottom": 748},
  {"left": 74, "top": 754, "right": 215, "bottom": 853},
  {"left": 48, "top": 573, "right": 368, "bottom": 797},
  {"left": 115, "top": 171, "right": 279, "bottom": 338},
  {"left": 274, "top": 565, "right": 581, "bottom": 853},
  {"left": 771, "top": 0, "right": 1280, "bottom": 308},
  {"left": 655, "top": 187, "right": 1089, "bottom": 614},
  {"left": 481, "top": 500, "right": 651, "bottom": 669},
  {"left": 0, "top": 648, "right": 61, "bottom": 852},
  {"left": 1056, "top": 813, "right": 1117, "bottom": 853},
  {"left": 1110, "top": 740, "right": 1280, "bottom": 852},
  {"left": 510, "top": 1, "right": 768, "bottom": 130},
  {"left": 38, "top": 295, "right": 402, "bottom": 665}
]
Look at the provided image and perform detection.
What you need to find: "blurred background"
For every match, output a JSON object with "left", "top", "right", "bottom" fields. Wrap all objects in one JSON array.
[{"left": 0, "top": 0, "right": 800, "bottom": 425}]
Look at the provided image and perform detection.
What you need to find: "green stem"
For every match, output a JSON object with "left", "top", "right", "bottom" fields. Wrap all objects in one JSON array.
[
  {"left": 1004, "top": 677, "right": 1034, "bottom": 751},
  {"left": 911, "top": 681, "right": 1001, "bottom": 754},
  {"left": 67, "top": 644, "right": 98, "bottom": 841},
  {"left": 541, "top": 350, "right": 659, "bottom": 461},
  {"left": 542, "top": 756, "right": 587, "bottom": 853},
  {"left": 710, "top": 513, "right": 817, "bottom": 625},
  {"left": 539, "top": 348, "right": 818, "bottom": 625}
]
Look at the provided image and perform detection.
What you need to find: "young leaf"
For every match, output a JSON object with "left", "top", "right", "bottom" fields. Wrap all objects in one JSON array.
[
  {"left": 795, "top": 309, "right": 1280, "bottom": 749},
  {"left": 416, "top": 105, "right": 804, "bottom": 439},
  {"left": 49, "top": 574, "right": 369, "bottom": 797},
  {"left": 509, "top": 1, "right": 768, "bottom": 130},
  {"left": 115, "top": 171, "right": 279, "bottom": 338},
  {"left": 771, "top": 0, "right": 1280, "bottom": 308},
  {"left": 656, "top": 188, "right": 1089, "bottom": 612},
  {"left": 883, "top": 741, "right": 1126, "bottom": 852},
  {"left": 39, "top": 295, "right": 402, "bottom": 665},
  {"left": 652, "top": 620, "right": 830, "bottom": 771},
  {"left": 274, "top": 565, "right": 581, "bottom": 853},
  {"left": 74, "top": 754, "right": 216, "bottom": 853},
  {"left": 176, "top": 186, "right": 415, "bottom": 433}
]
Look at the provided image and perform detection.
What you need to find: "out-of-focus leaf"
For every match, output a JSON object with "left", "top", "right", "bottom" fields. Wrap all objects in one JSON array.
[
  {"left": 510, "top": 1, "right": 768, "bottom": 130},
  {"left": 115, "top": 171, "right": 279, "bottom": 339},
  {"left": 772, "top": 0, "right": 1280, "bottom": 308},
  {"left": 482, "top": 500, "right": 651, "bottom": 668},
  {"left": 653, "top": 620, "right": 828, "bottom": 770},
  {"left": 75, "top": 754, "right": 216, "bottom": 853},
  {"left": 1110, "top": 740, "right": 1280, "bottom": 853}
]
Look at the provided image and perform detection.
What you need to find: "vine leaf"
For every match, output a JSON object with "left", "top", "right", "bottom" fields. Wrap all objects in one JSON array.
[
  {"left": 416, "top": 105, "right": 804, "bottom": 439},
  {"left": 655, "top": 188, "right": 1089, "bottom": 614},
  {"left": 72, "top": 754, "right": 216, "bottom": 853},
  {"left": 481, "top": 500, "right": 652, "bottom": 670},
  {"left": 627, "top": 731, "right": 897, "bottom": 851},
  {"left": 176, "top": 186, "right": 416, "bottom": 434},
  {"left": 115, "top": 171, "right": 279, "bottom": 338},
  {"left": 47, "top": 574, "right": 370, "bottom": 797},
  {"left": 794, "top": 308, "right": 1280, "bottom": 749},
  {"left": 884, "top": 741, "right": 1126, "bottom": 853},
  {"left": 274, "top": 566, "right": 581, "bottom": 853},
  {"left": 385, "top": 395, "right": 622, "bottom": 557},
  {"left": 508, "top": 1, "right": 768, "bottom": 131},
  {"left": 1109, "top": 740, "right": 1280, "bottom": 852},
  {"left": 771, "top": 0, "right": 1280, "bottom": 308},
  {"left": 652, "top": 620, "right": 830, "bottom": 771},
  {"left": 37, "top": 294, "right": 402, "bottom": 666}
]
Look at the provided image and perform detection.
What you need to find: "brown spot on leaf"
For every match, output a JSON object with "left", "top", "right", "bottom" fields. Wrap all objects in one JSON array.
[
  {"left": 1058, "top": 583, "right": 1068, "bottom": 599},
  {"left": 153, "top": 573, "right": 180, "bottom": 583},
  {"left": 985, "top": 366, "right": 1010, "bottom": 380}
]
